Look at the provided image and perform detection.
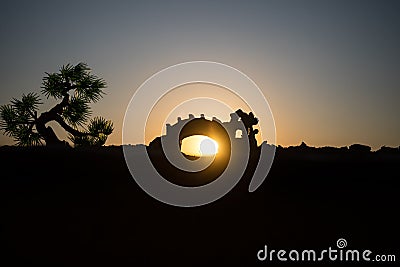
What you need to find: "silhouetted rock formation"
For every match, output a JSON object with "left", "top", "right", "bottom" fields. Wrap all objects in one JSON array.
[
  {"left": 147, "top": 110, "right": 261, "bottom": 187},
  {"left": 377, "top": 145, "right": 400, "bottom": 154},
  {"left": 349, "top": 143, "right": 372, "bottom": 152}
]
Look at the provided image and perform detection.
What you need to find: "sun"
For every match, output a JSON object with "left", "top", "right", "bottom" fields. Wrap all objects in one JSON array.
[
  {"left": 181, "top": 135, "right": 219, "bottom": 157},
  {"left": 199, "top": 137, "right": 219, "bottom": 156}
]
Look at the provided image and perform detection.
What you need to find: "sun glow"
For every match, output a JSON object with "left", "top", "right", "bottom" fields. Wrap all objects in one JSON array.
[{"left": 181, "top": 135, "right": 219, "bottom": 157}]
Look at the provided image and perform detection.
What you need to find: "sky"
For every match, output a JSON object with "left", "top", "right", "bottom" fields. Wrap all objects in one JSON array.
[{"left": 0, "top": 0, "right": 399, "bottom": 150}]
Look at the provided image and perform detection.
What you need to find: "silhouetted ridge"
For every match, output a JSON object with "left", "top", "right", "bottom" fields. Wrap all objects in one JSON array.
[{"left": 0, "top": 143, "right": 399, "bottom": 267}]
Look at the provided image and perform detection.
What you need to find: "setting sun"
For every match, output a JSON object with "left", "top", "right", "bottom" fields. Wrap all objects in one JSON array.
[{"left": 181, "top": 135, "right": 219, "bottom": 157}]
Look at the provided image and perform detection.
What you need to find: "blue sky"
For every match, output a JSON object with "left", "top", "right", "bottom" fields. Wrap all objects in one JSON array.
[{"left": 0, "top": 0, "right": 399, "bottom": 149}]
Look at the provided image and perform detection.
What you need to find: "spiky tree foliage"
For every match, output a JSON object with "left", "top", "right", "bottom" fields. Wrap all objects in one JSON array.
[
  {"left": 0, "top": 63, "right": 113, "bottom": 147},
  {"left": 69, "top": 117, "right": 114, "bottom": 147},
  {"left": 0, "top": 93, "right": 43, "bottom": 146}
]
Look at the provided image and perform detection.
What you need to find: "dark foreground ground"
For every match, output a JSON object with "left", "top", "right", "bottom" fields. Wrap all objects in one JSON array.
[{"left": 0, "top": 146, "right": 399, "bottom": 266}]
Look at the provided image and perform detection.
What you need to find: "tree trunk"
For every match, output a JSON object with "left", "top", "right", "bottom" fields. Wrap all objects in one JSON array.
[
  {"left": 34, "top": 94, "right": 73, "bottom": 146},
  {"left": 35, "top": 111, "right": 65, "bottom": 146},
  {"left": 35, "top": 94, "right": 88, "bottom": 147}
]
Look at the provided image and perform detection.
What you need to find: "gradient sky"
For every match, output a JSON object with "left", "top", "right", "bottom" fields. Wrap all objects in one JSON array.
[{"left": 0, "top": 0, "right": 399, "bottom": 150}]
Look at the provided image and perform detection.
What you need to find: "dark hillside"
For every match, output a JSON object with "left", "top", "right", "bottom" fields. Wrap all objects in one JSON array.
[{"left": 0, "top": 146, "right": 399, "bottom": 266}]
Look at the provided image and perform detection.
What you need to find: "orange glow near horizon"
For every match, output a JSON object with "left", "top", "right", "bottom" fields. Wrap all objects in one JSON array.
[
  {"left": 144, "top": 83, "right": 264, "bottom": 146},
  {"left": 181, "top": 135, "right": 219, "bottom": 157}
]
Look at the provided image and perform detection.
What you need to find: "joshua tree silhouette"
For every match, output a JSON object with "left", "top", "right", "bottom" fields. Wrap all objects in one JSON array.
[
  {"left": 236, "top": 109, "right": 259, "bottom": 148},
  {"left": 0, "top": 63, "right": 113, "bottom": 147}
]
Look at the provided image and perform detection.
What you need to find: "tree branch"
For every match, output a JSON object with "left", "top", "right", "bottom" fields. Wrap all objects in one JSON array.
[
  {"left": 26, "top": 109, "right": 35, "bottom": 120},
  {"left": 28, "top": 121, "right": 35, "bottom": 132},
  {"left": 53, "top": 114, "right": 89, "bottom": 137},
  {"left": 50, "top": 94, "right": 70, "bottom": 114}
]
